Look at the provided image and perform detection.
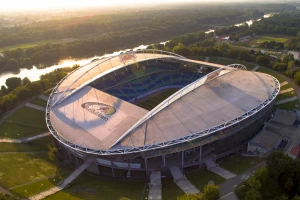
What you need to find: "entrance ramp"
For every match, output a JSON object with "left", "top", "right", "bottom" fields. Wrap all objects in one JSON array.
[{"left": 169, "top": 166, "right": 200, "bottom": 194}]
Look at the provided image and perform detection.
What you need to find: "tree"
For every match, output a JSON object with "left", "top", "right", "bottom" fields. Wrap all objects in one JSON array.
[
  {"left": 292, "top": 196, "right": 300, "bottom": 200},
  {"left": 288, "top": 61, "right": 295, "bottom": 69},
  {"left": 5, "top": 77, "right": 21, "bottom": 91},
  {"left": 203, "top": 184, "right": 219, "bottom": 200},
  {"left": 244, "top": 189, "right": 262, "bottom": 200},
  {"left": 247, "top": 176, "right": 261, "bottom": 190},
  {"left": 256, "top": 55, "right": 270, "bottom": 66},
  {"left": 4, "top": 58, "right": 19, "bottom": 71},
  {"left": 294, "top": 71, "right": 300, "bottom": 85},
  {"left": 282, "top": 53, "right": 294, "bottom": 64},
  {"left": 21, "top": 77, "right": 31, "bottom": 86}
]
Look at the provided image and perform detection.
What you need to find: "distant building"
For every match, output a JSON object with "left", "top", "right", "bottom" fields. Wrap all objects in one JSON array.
[
  {"left": 247, "top": 109, "right": 297, "bottom": 154},
  {"left": 288, "top": 51, "right": 300, "bottom": 61},
  {"left": 288, "top": 146, "right": 300, "bottom": 160}
]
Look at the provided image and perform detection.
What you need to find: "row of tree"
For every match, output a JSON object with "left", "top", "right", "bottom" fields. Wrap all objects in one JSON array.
[
  {"left": 177, "top": 184, "right": 219, "bottom": 200},
  {"left": 0, "top": 65, "right": 78, "bottom": 112},
  {"left": 235, "top": 151, "right": 300, "bottom": 200}
]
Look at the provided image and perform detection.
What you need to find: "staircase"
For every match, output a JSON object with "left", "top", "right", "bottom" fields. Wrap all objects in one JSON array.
[
  {"left": 29, "top": 160, "right": 92, "bottom": 200},
  {"left": 148, "top": 170, "right": 162, "bottom": 200}
]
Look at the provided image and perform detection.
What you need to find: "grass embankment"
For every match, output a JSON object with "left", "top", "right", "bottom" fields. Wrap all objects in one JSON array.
[
  {"left": 30, "top": 97, "right": 47, "bottom": 107},
  {"left": 203, "top": 57, "right": 256, "bottom": 70},
  {"left": 251, "top": 35, "right": 289, "bottom": 43},
  {"left": 256, "top": 67, "right": 299, "bottom": 110},
  {"left": 0, "top": 104, "right": 65, "bottom": 198},
  {"left": 44, "top": 175, "right": 146, "bottom": 200},
  {"left": 0, "top": 106, "right": 48, "bottom": 139},
  {"left": 186, "top": 169, "right": 226, "bottom": 190},
  {"left": 218, "top": 155, "right": 264, "bottom": 175}
]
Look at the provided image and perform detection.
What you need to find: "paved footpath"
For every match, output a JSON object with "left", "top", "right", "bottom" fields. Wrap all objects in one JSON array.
[
  {"left": 275, "top": 96, "right": 298, "bottom": 105},
  {"left": 280, "top": 81, "right": 288, "bottom": 87},
  {"left": 39, "top": 94, "right": 48, "bottom": 101},
  {"left": 279, "top": 88, "right": 294, "bottom": 94},
  {"left": 25, "top": 103, "right": 45, "bottom": 112},
  {"left": 219, "top": 161, "right": 266, "bottom": 197},
  {"left": 251, "top": 66, "right": 260, "bottom": 71}
]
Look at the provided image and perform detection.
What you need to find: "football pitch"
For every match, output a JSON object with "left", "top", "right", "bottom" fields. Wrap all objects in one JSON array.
[{"left": 136, "top": 88, "right": 179, "bottom": 110}]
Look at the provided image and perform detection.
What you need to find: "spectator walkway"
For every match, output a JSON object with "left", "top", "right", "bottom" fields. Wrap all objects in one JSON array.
[
  {"left": 39, "top": 94, "right": 49, "bottom": 101},
  {"left": 275, "top": 96, "right": 298, "bottom": 105},
  {"left": 0, "top": 132, "right": 50, "bottom": 143},
  {"left": 148, "top": 170, "right": 162, "bottom": 200},
  {"left": 251, "top": 66, "right": 260, "bottom": 71},
  {"left": 204, "top": 158, "right": 236, "bottom": 180},
  {"left": 169, "top": 166, "right": 200, "bottom": 194},
  {"left": 25, "top": 103, "right": 45, "bottom": 112},
  {"left": 280, "top": 81, "right": 288, "bottom": 87},
  {"left": 279, "top": 88, "right": 294, "bottom": 94},
  {"left": 29, "top": 160, "right": 92, "bottom": 200}
]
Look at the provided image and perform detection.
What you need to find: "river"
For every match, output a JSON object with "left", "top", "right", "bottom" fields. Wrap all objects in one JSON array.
[{"left": 0, "top": 13, "right": 275, "bottom": 87}]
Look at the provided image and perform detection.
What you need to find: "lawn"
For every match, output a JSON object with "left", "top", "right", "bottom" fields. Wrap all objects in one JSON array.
[
  {"left": 162, "top": 178, "right": 184, "bottom": 200},
  {"left": 274, "top": 99, "right": 299, "bottom": 111},
  {"left": 0, "top": 137, "right": 52, "bottom": 152},
  {"left": 0, "top": 152, "right": 65, "bottom": 188},
  {"left": 11, "top": 172, "right": 69, "bottom": 198},
  {"left": 281, "top": 83, "right": 293, "bottom": 90},
  {"left": 6, "top": 106, "right": 47, "bottom": 128},
  {"left": 137, "top": 88, "right": 179, "bottom": 110},
  {"left": 276, "top": 91, "right": 296, "bottom": 101},
  {"left": 218, "top": 154, "right": 264, "bottom": 175},
  {"left": 207, "top": 57, "right": 219, "bottom": 64},
  {"left": 188, "top": 56, "right": 206, "bottom": 61},
  {"left": 30, "top": 97, "right": 47, "bottom": 107},
  {"left": 0, "top": 122, "right": 47, "bottom": 139},
  {"left": 256, "top": 67, "right": 286, "bottom": 83},
  {"left": 251, "top": 35, "right": 289, "bottom": 44},
  {"left": 185, "top": 169, "right": 226, "bottom": 190},
  {"left": 44, "top": 174, "right": 146, "bottom": 200}
]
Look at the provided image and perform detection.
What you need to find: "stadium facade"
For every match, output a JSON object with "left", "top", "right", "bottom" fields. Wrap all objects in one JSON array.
[{"left": 46, "top": 50, "right": 280, "bottom": 178}]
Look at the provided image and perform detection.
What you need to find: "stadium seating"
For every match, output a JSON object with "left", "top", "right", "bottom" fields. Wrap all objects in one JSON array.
[{"left": 90, "top": 61, "right": 205, "bottom": 101}]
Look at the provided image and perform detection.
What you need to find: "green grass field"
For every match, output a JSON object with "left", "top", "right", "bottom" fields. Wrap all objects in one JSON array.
[
  {"left": 162, "top": 178, "right": 184, "bottom": 200},
  {"left": 30, "top": 97, "right": 47, "bottom": 107},
  {"left": 0, "top": 122, "right": 47, "bottom": 139},
  {"left": 188, "top": 56, "right": 206, "bottom": 61},
  {"left": 0, "top": 137, "right": 51, "bottom": 152},
  {"left": 281, "top": 83, "right": 293, "bottom": 90},
  {"left": 218, "top": 155, "right": 264, "bottom": 175},
  {"left": 0, "top": 106, "right": 48, "bottom": 139},
  {"left": 256, "top": 67, "right": 286, "bottom": 83},
  {"left": 6, "top": 106, "right": 46, "bottom": 127},
  {"left": 186, "top": 169, "right": 225, "bottom": 190},
  {"left": 137, "top": 88, "right": 179, "bottom": 110},
  {"left": 0, "top": 40, "right": 57, "bottom": 52},
  {"left": 274, "top": 99, "right": 299, "bottom": 111},
  {"left": 276, "top": 91, "right": 296, "bottom": 101},
  {"left": 0, "top": 152, "right": 66, "bottom": 188},
  {"left": 251, "top": 36, "right": 289, "bottom": 44},
  {"left": 11, "top": 172, "right": 69, "bottom": 198},
  {"left": 44, "top": 175, "right": 146, "bottom": 200}
]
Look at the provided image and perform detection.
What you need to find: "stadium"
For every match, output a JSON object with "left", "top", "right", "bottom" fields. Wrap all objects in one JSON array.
[{"left": 46, "top": 50, "right": 280, "bottom": 178}]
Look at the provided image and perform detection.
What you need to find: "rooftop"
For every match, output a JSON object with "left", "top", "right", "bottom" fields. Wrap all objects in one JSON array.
[{"left": 50, "top": 62, "right": 277, "bottom": 151}]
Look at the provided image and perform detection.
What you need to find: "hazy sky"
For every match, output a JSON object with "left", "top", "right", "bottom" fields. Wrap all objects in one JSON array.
[{"left": 1, "top": 0, "right": 228, "bottom": 11}]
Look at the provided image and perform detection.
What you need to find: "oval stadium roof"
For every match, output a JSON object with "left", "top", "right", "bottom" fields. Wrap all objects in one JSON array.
[{"left": 47, "top": 50, "right": 279, "bottom": 155}]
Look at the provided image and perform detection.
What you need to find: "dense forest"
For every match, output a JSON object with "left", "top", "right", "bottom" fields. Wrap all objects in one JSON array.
[{"left": 0, "top": 3, "right": 296, "bottom": 74}]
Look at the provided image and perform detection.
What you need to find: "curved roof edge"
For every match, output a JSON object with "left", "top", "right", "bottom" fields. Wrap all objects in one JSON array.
[
  {"left": 110, "top": 64, "right": 247, "bottom": 148},
  {"left": 45, "top": 51, "right": 279, "bottom": 155}
]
